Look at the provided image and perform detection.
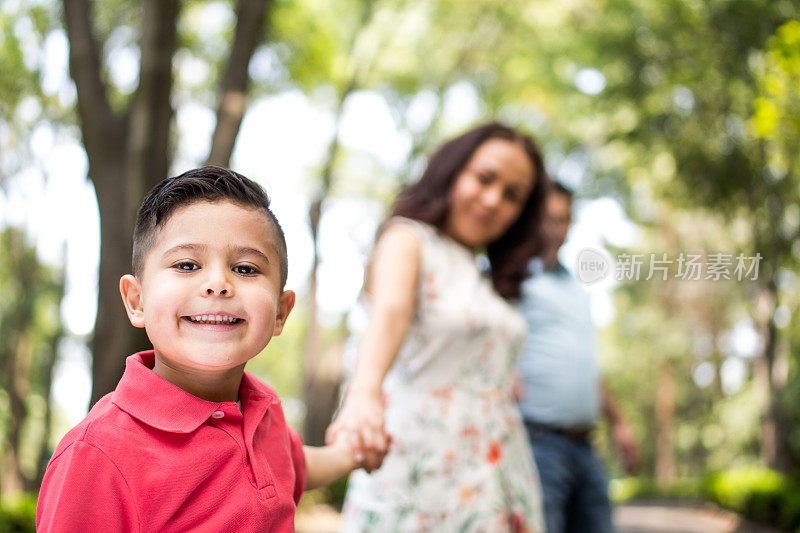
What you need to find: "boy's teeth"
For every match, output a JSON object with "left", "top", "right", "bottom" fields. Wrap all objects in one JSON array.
[{"left": 190, "top": 315, "right": 238, "bottom": 324}]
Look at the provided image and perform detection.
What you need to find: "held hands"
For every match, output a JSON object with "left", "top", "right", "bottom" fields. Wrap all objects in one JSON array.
[{"left": 325, "top": 389, "right": 391, "bottom": 473}]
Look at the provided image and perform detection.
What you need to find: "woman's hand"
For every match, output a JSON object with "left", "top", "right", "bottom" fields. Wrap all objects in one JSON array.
[
  {"left": 325, "top": 222, "right": 419, "bottom": 473},
  {"left": 326, "top": 388, "right": 390, "bottom": 473}
]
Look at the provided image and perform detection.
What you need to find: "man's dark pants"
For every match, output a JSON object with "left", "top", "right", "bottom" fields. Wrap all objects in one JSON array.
[{"left": 525, "top": 422, "right": 614, "bottom": 533}]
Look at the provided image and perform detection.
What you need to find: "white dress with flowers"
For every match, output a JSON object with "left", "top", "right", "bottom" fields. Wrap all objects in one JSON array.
[{"left": 341, "top": 218, "right": 544, "bottom": 533}]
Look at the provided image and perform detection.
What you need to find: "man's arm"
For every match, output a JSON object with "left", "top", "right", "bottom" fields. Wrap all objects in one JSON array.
[{"left": 601, "top": 384, "right": 639, "bottom": 475}]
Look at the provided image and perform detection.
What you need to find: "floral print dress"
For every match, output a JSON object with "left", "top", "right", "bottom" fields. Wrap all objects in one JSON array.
[{"left": 341, "top": 218, "right": 544, "bottom": 533}]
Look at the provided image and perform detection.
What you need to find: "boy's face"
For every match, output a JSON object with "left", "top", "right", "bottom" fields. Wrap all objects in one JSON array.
[{"left": 120, "top": 200, "right": 294, "bottom": 374}]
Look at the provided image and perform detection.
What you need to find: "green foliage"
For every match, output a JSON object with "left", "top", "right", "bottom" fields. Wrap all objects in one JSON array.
[
  {"left": 245, "top": 301, "right": 308, "bottom": 428},
  {"left": 325, "top": 475, "right": 349, "bottom": 509},
  {"left": 705, "top": 466, "right": 786, "bottom": 513},
  {"left": 751, "top": 19, "right": 800, "bottom": 201},
  {"left": 613, "top": 467, "right": 800, "bottom": 530},
  {"left": 297, "top": 475, "right": 349, "bottom": 512},
  {"left": 0, "top": 227, "right": 65, "bottom": 491},
  {"left": 271, "top": 0, "right": 345, "bottom": 91},
  {"left": 609, "top": 476, "right": 704, "bottom": 502},
  {"left": 0, "top": 493, "right": 37, "bottom": 533},
  {"left": 245, "top": 299, "right": 348, "bottom": 430},
  {"left": 2, "top": 0, "right": 800, "bottom": 514},
  {"left": 705, "top": 466, "right": 800, "bottom": 530},
  {"left": 599, "top": 212, "right": 764, "bottom": 478},
  {"left": 0, "top": 14, "right": 36, "bottom": 113}
]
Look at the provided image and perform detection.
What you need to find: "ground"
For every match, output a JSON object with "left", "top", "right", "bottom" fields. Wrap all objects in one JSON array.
[
  {"left": 294, "top": 500, "right": 781, "bottom": 533},
  {"left": 615, "top": 500, "right": 780, "bottom": 533}
]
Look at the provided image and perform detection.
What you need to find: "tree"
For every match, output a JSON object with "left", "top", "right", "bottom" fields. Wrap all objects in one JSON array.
[
  {"left": 506, "top": 0, "right": 800, "bottom": 472},
  {"left": 0, "top": 227, "right": 66, "bottom": 494},
  {"left": 749, "top": 19, "right": 800, "bottom": 471},
  {"left": 273, "top": 0, "right": 542, "bottom": 444},
  {"left": 62, "top": 0, "right": 274, "bottom": 404}
]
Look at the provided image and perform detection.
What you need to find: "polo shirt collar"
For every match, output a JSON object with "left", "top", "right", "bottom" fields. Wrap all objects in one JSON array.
[{"left": 111, "top": 351, "right": 273, "bottom": 433}]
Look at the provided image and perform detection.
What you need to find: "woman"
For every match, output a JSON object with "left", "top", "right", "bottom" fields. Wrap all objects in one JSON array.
[{"left": 328, "top": 122, "right": 548, "bottom": 532}]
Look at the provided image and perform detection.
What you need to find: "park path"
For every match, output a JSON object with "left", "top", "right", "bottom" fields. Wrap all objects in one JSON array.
[
  {"left": 614, "top": 501, "right": 780, "bottom": 533},
  {"left": 295, "top": 501, "right": 781, "bottom": 533}
]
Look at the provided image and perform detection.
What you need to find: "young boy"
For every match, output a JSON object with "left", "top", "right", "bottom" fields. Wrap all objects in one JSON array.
[{"left": 37, "top": 167, "right": 380, "bottom": 532}]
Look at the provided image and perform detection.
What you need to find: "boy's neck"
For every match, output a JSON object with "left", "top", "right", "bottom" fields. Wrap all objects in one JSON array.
[{"left": 152, "top": 357, "right": 245, "bottom": 403}]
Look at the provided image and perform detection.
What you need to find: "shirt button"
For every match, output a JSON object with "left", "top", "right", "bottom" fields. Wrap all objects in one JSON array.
[{"left": 211, "top": 410, "right": 225, "bottom": 419}]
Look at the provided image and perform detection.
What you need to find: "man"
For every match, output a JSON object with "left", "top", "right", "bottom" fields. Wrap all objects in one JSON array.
[{"left": 517, "top": 183, "right": 638, "bottom": 533}]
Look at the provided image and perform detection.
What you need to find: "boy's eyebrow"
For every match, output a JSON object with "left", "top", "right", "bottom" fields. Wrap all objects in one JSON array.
[
  {"left": 233, "top": 246, "right": 271, "bottom": 264},
  {"left": 163, "top": 243, "right": 205, "bottom": 257},
  {"left": 162, "top": 243, "right": 270, "bottom": 263}
]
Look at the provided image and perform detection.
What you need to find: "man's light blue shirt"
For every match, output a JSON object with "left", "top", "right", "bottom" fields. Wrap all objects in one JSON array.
[{"left": 516, "top": 259, "right": 600, "bottom": 428}]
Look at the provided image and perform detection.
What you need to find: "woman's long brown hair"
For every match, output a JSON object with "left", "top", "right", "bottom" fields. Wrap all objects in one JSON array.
[{"left": 389, "top": 122, "right": 549, "bottom": 299}]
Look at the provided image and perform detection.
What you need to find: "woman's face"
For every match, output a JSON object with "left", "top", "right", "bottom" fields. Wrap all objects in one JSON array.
[{"left": 444, "top": 138, "right": 535, "bottom": 249}]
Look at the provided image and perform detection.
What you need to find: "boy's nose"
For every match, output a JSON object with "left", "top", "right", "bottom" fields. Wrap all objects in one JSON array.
[
  {"left": 202, "top": 269, "right": 234, "bottom": 296},
  {"left": 206, "top": 287, "right": 228, "bottom": 295}
]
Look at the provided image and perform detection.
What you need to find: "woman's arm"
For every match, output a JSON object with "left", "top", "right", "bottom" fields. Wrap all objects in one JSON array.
[{"left": 325, "top": 223, "right": 421, "bottom": 471}]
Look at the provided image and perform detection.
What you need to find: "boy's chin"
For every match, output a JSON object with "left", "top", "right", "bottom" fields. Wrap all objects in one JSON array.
[{"left": 155, "top": 352, "right": 252, "bottom": 372}]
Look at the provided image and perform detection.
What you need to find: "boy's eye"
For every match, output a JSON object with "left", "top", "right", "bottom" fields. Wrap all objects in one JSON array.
[
  {"left": 233, "top": 265, "right": 259, "bottom": 275},
  {"left": 174, "top": 262, "right": 199, "bottom": 271}
]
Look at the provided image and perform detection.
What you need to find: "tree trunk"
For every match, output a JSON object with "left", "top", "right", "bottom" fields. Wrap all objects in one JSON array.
[
  {"left": 63, "top": 0, "right": 147, "bottom": 405},
  {"left": 84, "top": 0, "right": 181, "bottom": 405},
  {"left": 302, "top": 340, "right": 346, "bottom": 447},
  {"left": 207, "top": 0, "right": 274, "bottom": 167},
  {"left": 756, "top": 282, "right": 791, "bottom": 472},
  {"left": 64, "top": 0, "right": 270, "bottom": 405},
  {"left": 654, "top": 357, "right": 676, "bottom": 484},
  {"left": 90, "top": 149, "right": 146, "bottom": 405},
  {"left": 302, "top": 97, "right": 349, "bottom": 445},
  {"left": 300, "top": 0, "right": 381, "bottom": 446}
]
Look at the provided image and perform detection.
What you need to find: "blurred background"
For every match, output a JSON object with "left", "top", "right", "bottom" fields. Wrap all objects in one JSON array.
[{"left": 1, "top": 0, "right": 799, "bottom": 530}]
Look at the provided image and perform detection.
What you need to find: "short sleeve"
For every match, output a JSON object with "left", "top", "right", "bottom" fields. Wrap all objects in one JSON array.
[
  {"left": 37, "top": 441, "right": 139, "bottom": 532},
  {"left": 287, "top": 426, "right": 306, "bottom": 503}
]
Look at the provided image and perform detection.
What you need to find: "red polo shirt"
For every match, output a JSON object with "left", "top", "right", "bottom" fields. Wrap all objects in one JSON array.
[{"left": 37, "top": 351, "right": 306, "bottom": 532}]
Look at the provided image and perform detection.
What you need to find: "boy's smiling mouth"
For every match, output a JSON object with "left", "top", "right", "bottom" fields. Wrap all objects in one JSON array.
[{"left": 183, "top": 313, "right": 243, "bottom": 325}]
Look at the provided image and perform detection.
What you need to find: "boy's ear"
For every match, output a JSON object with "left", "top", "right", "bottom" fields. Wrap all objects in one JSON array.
[
  {"left": 273, "top": 290, "right": 295, "bottom": 336},
  {"left": 120, "top": 275, "right": 146, "bottom": 328}
]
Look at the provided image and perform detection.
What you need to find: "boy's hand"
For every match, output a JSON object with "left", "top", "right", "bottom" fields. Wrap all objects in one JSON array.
[
  {"left": 303, "top": 430, "right": 391, "bottom": 490},
  {"left": 326, "top": 391, "right": 390, "bottom": 472},
  {"left": 328, "top": 429, "right": 357, "bottom": 468},
  {"left": 330, "top": 427, "right": 391, "bottom": 473}
]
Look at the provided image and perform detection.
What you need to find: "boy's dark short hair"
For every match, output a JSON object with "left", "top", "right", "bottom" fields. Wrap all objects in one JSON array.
[{"left": 132, "top": 166, "right": 288, "bottom": 290}]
